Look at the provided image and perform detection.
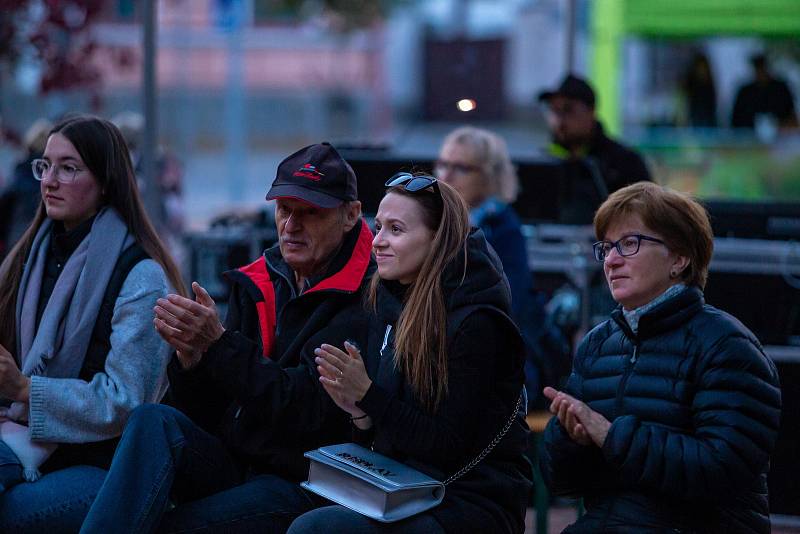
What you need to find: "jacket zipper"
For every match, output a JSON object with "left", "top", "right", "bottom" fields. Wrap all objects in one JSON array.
[
  {"left": 368, "top": 325, "right": 393, "bottom": 452},
  {"left": 614, "top": 343, "right": 639, "bottom": 418},
  {"left": 380, "top": 324, "right": 392, "bottom": 358},
  {"left": 264, "top": 255, "right": 302, "bottom": 343},
  {"left": 266, "top": 255, "right": 297, "bottom": 299},
  {"left": 630, "top": 344, "right": 639, "bottom": 364}
]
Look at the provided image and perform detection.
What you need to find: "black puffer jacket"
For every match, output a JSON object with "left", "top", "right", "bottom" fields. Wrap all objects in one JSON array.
[
  {"left": 541, "top": 286, "right": 782, "bottom": 533},
  {"left": 354, "top": 229, "right": 532, "bottom": 534}
]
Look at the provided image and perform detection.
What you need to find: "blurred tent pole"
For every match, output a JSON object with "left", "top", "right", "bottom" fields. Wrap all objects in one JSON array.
[
  {"left": 590, "top": 0, "right": 623, "bottom": 136},
  {"left": 222, "top": 0, "right": 245, "bottom": 204},
  {"left": 565, "top": 0, "right": 576, "bottom": 73},
  {"left": 142, "top": 0, "right": 163, "bottom": 230}
]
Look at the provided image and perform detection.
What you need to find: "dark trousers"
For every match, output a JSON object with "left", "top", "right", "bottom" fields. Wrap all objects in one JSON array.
[
  {"left": 80, "top": 404, "right": 320, "bottom": 534},
  {"left": 288, "top": 505, "right": 445, "bottom": 534},
  {"left": 0, "top": 439, "right": 23, "bottom": 492}
]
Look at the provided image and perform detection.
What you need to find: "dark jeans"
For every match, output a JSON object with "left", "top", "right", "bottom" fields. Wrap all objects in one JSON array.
[
  {"left": 0, "top": 464, "right": 107, "bottom": 533},
  {"left": 80, "top": 403, "right": 322, "bottom": 534},
  {"left": 0, "top": 439, "right": 24, "bottom": 492},
  {"left": 160, "top": 473, "right": 321, "bottom": 533},
  {"left": 80, "top": 404, "right": 243, "bottom": 534},
  {"left": 287, "top": 505, "right": 446, "bottom": 534}
]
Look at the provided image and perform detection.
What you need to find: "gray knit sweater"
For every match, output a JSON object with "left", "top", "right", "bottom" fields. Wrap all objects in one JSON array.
[{"left": 27, "top": 259, "right": 170, "bottom": 443}]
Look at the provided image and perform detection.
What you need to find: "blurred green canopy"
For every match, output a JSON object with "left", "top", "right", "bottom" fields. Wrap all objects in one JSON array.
[
  {"left": 591, "top": 0, "right": 800, "bottom": 134},
  {"left": 624, "top": 0, "right": 800, "bottom": 37}
]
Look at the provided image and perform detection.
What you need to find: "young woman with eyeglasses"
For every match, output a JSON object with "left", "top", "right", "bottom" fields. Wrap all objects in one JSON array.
[
  {"left": 287, "top": 174, "right": 532, "bottom": 533},
  {"left": 540, "top": 182, "right": 781, "bottom": 533},
  {"left": 0, "top": 115, "right": 185, "bottom": 531}
]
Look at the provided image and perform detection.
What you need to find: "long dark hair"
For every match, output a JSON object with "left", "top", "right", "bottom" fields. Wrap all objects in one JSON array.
[
  {"left": 367, "top": 180, "right": 470, "bottom": 412},
  {"left": 0, "top": 114, "right": 187, "bottom": 350}
]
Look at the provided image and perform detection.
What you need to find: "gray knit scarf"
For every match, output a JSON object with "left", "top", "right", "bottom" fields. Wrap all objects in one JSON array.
[
  {"left": 15, "top": 207, "right": 132, "bottom": 381},
  {"left": 5, "top": 207, "right": 131, "bottom": 481}
]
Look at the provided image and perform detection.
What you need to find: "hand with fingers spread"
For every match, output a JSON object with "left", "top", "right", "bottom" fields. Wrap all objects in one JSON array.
[
  {"left": 543, "top": 386, "right": 608, "bottom": 447},
  {"left": 315, "top": 341, "right": 373, "bottom": 429},
  {"left": 154, "top": 281, "right": 225, "bottom": 369},
  {"left": 0, "top": 343, "right": 30, "bottom": 403}
]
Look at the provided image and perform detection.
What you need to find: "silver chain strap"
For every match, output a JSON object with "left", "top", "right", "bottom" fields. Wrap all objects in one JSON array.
[{"left": 443, "top": 393, "right": 524, "bottom": 485}]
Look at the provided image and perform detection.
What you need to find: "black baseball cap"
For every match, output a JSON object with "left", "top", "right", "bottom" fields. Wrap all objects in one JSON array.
[
  {"left": 538, "top": 74, "right": 596, "bottom": 108},
  {"left": 749, "top": 53, "right": 767, "bottom": 69},
  {"left": 266, "top": 142, "right": 358, "bottom": 208}
]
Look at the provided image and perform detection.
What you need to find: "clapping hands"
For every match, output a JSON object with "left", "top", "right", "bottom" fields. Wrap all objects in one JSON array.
[
  {"left": 154, "top": 281, "right": 225, "bottom": 369},
  {"left": 543, "top": 386, "right": 611, "bottom": 448},
  {"left": 315, "top": 341, "right": 373, "bottom": 428}
]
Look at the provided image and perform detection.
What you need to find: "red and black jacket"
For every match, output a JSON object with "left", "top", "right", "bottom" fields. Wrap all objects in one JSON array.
[{"left": 167, "top": 219, "right": 375, "bottom": 480}]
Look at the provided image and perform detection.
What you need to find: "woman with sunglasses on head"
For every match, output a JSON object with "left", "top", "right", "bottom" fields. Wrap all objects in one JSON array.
[
  {"left": 541, "top": 182, "right": 781, "bottom": 533},
  {"left": 0, "top": 114, "right": 185, "bottom": 532},
  {"left": 288, "top": 174, "right": 531, "bottom": 534}
]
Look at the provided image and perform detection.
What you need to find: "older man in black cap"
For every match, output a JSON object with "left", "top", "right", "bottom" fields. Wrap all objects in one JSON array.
[
  {"left": 81, "top": 143, "right": 375, "bottom": 533},
  {"left": 539, "top": 74, "right": 651, "bottom": 224}
]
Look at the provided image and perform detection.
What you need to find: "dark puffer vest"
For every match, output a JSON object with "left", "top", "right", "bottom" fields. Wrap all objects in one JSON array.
[
  {"left": 355, "top": 229, "right": 532, "bottom": 534},
  {"left": 541, "top": 286, "right": 781, "bottom": 533}
]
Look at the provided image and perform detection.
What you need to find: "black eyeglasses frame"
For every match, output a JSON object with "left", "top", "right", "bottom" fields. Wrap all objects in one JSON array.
[{"left": 592, "top": 234, "right": 666, "bottom": 262}]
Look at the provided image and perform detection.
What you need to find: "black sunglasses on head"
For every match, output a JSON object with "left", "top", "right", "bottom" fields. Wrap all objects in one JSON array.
[{"left": 385, "top": 172, "right": 440, "bottom": 195}]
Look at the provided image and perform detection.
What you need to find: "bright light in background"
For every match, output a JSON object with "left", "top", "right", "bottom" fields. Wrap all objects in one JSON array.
[{"left": 457, "top": 98, "right": 477, "bottom": 112}]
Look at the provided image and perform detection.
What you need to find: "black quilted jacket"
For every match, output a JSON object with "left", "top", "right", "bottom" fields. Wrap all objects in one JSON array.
[{"left": 541, "top": 286, "right": 781, "bottom": 533}]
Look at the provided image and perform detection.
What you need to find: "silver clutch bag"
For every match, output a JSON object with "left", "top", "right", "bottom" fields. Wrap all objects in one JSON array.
[
  {"left": 301, "top": 443, "right": 445, "bottom": 523},
  {"left": 301, "top": 392, "right": 524, "bottom": 523}
]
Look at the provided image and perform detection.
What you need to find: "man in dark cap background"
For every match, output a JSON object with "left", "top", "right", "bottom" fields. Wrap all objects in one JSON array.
[
  {"left": 539, "top": 74, "right": 651, "bottom": 224},
  {"left": 81, "top": 143, "right": 376, "bottom": 533},
  {"left": 731, "top": 53, "right": 798, "bottom": 132}
]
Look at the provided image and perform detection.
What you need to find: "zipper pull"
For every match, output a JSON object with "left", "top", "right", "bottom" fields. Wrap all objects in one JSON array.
[
  {"left": 379, "top": 324, "right": 392, "bottom": 358},
  {"left": 630, "top": 345, "right": 639, "bottom": 364}
]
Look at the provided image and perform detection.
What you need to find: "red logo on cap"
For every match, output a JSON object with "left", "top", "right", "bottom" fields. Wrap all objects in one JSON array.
[{"left": 293, "top": 163, "right": 325, "bottom": 182}]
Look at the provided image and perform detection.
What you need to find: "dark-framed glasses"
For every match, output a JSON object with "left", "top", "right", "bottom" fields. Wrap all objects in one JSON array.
[
  {"left": 31, "top": 158, "right": 85, "bottom": 184},
  {"left": 592, "top": 234, "right": 666, "bottom": 262},
  {"left": 385, "top": 172, "right": 440, "bottom": 195},
  {"left": 433, "top": 160, "right": 480, "bottom": 176}
]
